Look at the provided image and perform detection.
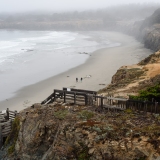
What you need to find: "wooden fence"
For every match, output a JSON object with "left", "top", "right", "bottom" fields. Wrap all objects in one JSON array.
[
  {"left": 41, "top": 88, "right": 97, "bottom": 105},
  {"left": 41, "top": 88, "right": 160, "bottom": 114},
  {"left": 93, "top": 95, "right": 160, "bottom": 113},
  {"left": 0, "top": 108, "right": 17, "bottom": 148}
]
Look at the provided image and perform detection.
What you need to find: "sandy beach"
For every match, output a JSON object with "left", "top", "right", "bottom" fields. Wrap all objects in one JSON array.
[{"left": 0, "top": 31, "right": 153, "bottom": 111}]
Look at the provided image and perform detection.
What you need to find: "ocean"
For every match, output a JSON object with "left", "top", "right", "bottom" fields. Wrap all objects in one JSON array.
[{"left": 0, "top": 30, "right": 120, "bottom": 101}]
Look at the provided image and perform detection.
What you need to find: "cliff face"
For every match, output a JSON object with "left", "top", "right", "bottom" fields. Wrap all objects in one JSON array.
[
  {"left": 142, "top": 25, "right": 160, "bottom": 52},
  {"left": 103, "top": 8, "right": 160, "bottom": 52},
  {"left": 2, "top": 103, "right": 160, "bottom": 160},
  {"left": 135, "top": 8, "right": 160, "bottom": 52}
]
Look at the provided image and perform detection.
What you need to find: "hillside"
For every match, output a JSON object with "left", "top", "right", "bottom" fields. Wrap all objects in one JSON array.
[
  {"left": 1, "top": 103, "right": 160, "bottom": 160},
  {"left": 99, "top": 50, "right": 160, "bottom": 100}
]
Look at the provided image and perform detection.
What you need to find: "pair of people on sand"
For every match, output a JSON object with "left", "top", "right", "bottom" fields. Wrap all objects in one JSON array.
[{"left": 76, "top": 77, "right": 83, "bottom": 82}]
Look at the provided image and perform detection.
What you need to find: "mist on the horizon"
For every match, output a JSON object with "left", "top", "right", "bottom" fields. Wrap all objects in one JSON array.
[
  {"left": 0, "top": 0, "right": 160, "bottom": 13},
  {"left": 0, "top": 1, "right": 160, "bottom": 32}
]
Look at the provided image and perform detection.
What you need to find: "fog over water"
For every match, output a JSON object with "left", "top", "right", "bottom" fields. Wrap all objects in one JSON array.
[
  {"left": 0, "top": 0, "right": 160, "bottom": 13},
  {"left": 0, "top": 0, "right": 159, "bottom": 108}
]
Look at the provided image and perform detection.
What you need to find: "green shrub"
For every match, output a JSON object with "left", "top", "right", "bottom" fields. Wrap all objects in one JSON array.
[
  {"left": 129, "top": 84, "right": 160, "bottom": 101},
  {"left": 78, "top": 110, "right": 94, "bottom": 120}
]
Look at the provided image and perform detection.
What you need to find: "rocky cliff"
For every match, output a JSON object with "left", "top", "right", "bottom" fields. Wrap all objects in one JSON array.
[
  {"left": 1, "top": 103, "right": 160, "bottom": 160},
  {"left": 108, "top": 8, "right": 160, "bottom": 52},
  {"left": 134, "top": 8, "right": 160, "bottom": 52}
]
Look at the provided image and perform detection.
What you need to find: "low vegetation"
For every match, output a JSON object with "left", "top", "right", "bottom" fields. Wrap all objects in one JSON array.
[
  {"left": 5, "top": 117, "right": 20, "bottom": 155},
  {"left": 129, "top": 84, "right": 160, "bottom": 101}
]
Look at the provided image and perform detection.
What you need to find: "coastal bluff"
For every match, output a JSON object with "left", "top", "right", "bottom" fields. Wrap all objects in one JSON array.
[
  {"left": 1, "top": 103, "right": 160, "bottom": 160},
  {"left": 99, "top": 50, "right": 160, "bottom": 100}
]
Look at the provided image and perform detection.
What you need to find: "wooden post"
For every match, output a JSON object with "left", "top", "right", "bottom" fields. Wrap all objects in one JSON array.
[
  {"left": 85, "top": 94, "right": 88, "bottom": 105},
  {"left": 53, "top": 91, "right": 56, "bottom": 102},
  {"left": 0, "top": 124, "right": 2, "bottom": 148},
  {"left": 96, "top": 97, "right": 98, "bottom": 107},
  {"left": 145, "top": 102, "right": 148, "bottom": 113},
  {"left": 64, "top": 91, "right": 66, "bottom": 103},
  {"left": 155, "top": 102, "right": 158, "bottom": 113},
  {"left": 94, "top": 93, "right": 96, "bottom": 102},
  {"left": 74, "top": 93, "right": 76, "bottom": 104},
  {"left": 15, "top": 110, "right": 17, "bottom": 117},
  {"left": 109, "top": 95, "right": 111, "bottom": 105},
  {"left": 52, "top": 92, "right": 55, "bottom": 102},
  {"left": 126, "top": 100, "right": 129, "bottom": 109},
  {"left": 98, "top": 97, "right": 100, "bottom": 106},
  {"left": 151, "top": 103, "right": 153, "bottom": 113},
  {"left": 143, "top": 101, "right": 146, "bottom": 112},
  {"left": 97, "top": 97, "right": 99, "bottom": 106},
  {"left": 101, "top": 97, "right": 103, "bottom": 108},
  {"left": 6, "top": 108, "right": 9, "bottom": 120}
]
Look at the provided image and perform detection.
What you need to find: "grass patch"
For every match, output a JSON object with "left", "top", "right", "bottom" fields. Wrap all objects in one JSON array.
[
  {"left": 5, "top": 117, "right": 20, "bottom": 155},
  {"left": 53, "top": 110, "right": 69, "bottom": 120},
  {"left": 78, "top": 110, "right": 94, "bottom": 120},
  {"left": 77, "top": 142, "right": 90, "bottom": 160},
  {"left": 124, "top": 109, "right": 133, "bottom": 114}
]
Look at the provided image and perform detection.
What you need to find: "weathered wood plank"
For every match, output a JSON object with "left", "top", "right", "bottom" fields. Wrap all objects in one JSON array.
[
  {"left": 2, "top": 129, "right": 11, "bottom": 134},
  {"left": 63, "top": 87, "right": 97, "bottom": 95},
  {"left": 103, "top": 105, "right": 125, "bottom": 111},
  {"left": 9, "top": 110, "right": 17, "bottom": 114},
  {"left": 2, "top": 132, "right": 11, "bottom": 137},
  {"left": 41, "top": 92, "right": 55, "bottom": 104},
  {"left": 0, "top": 120, "right": 12, "bottom": 125},
  {"left": 2, "top": 125, "right": 11, "bottom": 130}
]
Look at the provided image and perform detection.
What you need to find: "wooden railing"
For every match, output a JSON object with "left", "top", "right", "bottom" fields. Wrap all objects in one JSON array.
[
  {"left": 0, "top": 108, "right": 17, "bottom": 148},
  {"left": 41, "top": 88, "right": 97, "bottom": 105},
  {"left": 41, "top": 88, "right": 160, "bottom": 114}
]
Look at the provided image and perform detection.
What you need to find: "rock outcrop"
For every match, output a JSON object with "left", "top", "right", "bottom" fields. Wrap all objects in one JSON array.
[
  {"left": 1, "top": 103, "right": 160, "bottom": 160},
  {"left": 137, "top": 8, "right": 160, "bottom": 51}
]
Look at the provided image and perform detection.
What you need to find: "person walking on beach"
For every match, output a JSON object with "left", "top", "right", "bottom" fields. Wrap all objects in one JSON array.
[
  {"left": 81, "top": 77, "right": 83, "bottom": 82},
  {"left": 76, "top": 78, "right": 78, "bottom": 82}
]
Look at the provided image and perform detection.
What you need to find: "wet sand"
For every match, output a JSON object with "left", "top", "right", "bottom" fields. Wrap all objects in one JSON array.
[{"left": 0, "top": 31, "right": 153, "bottom": 111}]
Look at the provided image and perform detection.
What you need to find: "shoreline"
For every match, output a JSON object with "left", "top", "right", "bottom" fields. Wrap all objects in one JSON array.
[{"left": 0, "top": 31, "right": 153, "bottom": 111}]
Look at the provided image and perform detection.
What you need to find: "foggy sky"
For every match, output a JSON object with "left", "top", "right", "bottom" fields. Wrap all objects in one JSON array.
[{"left": 0, "top": 0, "right": 160, "bottom": 13}]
